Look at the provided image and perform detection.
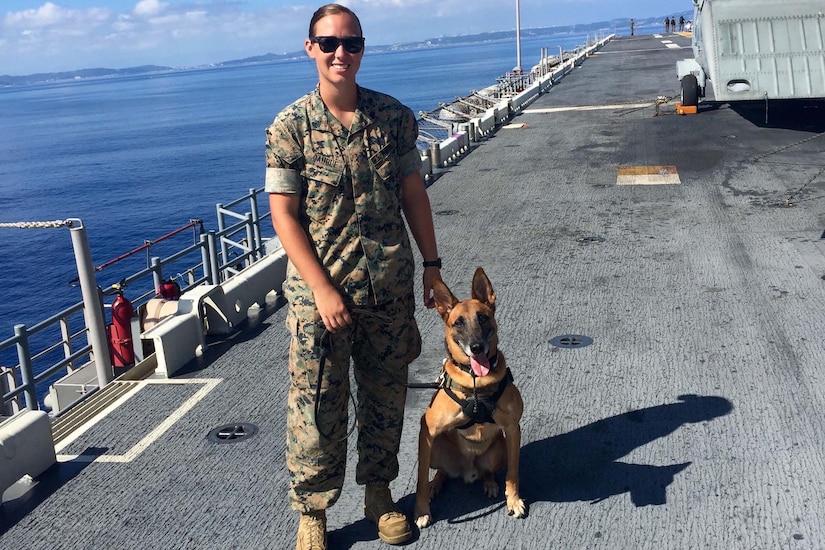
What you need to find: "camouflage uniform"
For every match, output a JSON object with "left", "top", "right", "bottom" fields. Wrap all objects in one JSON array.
[{"left": 265, "top": 85, "right": 423, "bottom": 513}]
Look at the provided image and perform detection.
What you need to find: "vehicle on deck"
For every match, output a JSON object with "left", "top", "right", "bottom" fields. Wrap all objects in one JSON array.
[{"left": 677, "top": 0, "right": 825, "bottom": 106}]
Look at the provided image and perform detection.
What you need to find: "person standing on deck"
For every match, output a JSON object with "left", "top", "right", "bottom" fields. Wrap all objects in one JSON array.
[
  {"left": 665, "top": 17, "right": 670, "bottom": 32},
  {"left": 265, "top": 4, "right": 440, "bottom": 550},
  {"left": 630, "top": 19, "right": 635, "bottom": 36},
  {"left": 679, "top": 16, "right": 685, "bottom": 31}
]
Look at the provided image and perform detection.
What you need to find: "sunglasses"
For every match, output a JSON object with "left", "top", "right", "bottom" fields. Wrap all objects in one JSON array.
[{"left": 310, "top": 36, "right": 365, "bottom": 54}]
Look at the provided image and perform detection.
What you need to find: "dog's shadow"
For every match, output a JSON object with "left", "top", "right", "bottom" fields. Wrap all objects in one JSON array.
[
  {"left": 520, "top": 394, "right": 733, "bottom": 507},
  {"left": 426, "top": 394, "right": 733, "bottom": 522},
  {"left": 328, "top": 394, "right": 733, "bottom": 546}
]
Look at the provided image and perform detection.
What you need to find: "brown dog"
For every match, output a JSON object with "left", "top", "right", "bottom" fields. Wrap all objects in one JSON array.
[{"left": 414, "top": 267, "right": 526, "bottom": 528}]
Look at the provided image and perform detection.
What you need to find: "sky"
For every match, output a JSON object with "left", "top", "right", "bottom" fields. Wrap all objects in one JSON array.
[{"left": 1, "top": 1, "right": 693, "bottom": 75}]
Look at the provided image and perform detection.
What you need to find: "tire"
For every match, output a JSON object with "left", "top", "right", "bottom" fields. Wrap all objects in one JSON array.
[{"left": 681, "top": 74, "right": 699, "bottom": 107}]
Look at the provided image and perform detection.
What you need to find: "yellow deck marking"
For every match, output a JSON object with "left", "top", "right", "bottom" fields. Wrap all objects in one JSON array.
[
  {"left": 55, "top": 378, "right": 222, "bottom": 463},
  {"left": 502, "top": 122, "right": 528, "bottom": 129},
  {"left": 617, "top": 165, "right": 681, "bottom": 185}
]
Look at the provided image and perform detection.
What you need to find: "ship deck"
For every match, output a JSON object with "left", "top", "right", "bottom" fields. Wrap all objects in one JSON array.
[{"left": 3, "top": 33, "right": 825, "bottom": 549}]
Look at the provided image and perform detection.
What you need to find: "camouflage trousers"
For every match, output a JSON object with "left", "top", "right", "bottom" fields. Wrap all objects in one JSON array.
[{"left": 284, "top": 294, "right": 421, "bottom": 513}]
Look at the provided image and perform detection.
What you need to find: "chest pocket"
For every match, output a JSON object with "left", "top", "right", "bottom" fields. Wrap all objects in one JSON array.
[
  {"left": 369, "top": 143, "right": 400, "bottom": 212},
  {"left": 302, "top": 165, "right": 343, "bottom": 224}
]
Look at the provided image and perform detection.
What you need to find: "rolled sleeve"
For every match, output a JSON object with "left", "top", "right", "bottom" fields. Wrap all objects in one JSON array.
[
  {"left": 399, "top": 147, "right": 423, "bottom": 179},
  {"left": 265, "top": 167, "right": 302, "bottom": 194}
]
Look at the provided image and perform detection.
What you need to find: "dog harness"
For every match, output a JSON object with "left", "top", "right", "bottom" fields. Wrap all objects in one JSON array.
[{"left": 441, "top": 363, "right": 514, "bottom": 430}]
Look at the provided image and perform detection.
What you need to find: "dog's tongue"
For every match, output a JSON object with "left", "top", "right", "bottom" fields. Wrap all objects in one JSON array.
[{"left": 470, "top": 354, "right": 490, "bottom": 377}]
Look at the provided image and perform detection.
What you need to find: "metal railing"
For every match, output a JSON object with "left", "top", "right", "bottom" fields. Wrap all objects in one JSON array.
[{"left": 1, "top": 187, "right": 274, "bottom": 415}]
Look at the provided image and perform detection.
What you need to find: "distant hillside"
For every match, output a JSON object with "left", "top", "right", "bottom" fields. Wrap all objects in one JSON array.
[
  {"left": 0, "top": 13, "right": 690, "bottom": 86},
  {"left": 0, "top": 65, "right": 174, "bottom": 86}
]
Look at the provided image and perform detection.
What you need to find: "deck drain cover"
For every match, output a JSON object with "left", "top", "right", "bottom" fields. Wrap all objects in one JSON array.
[
  {"left": 578, "top": 236, "right": 605, "bottom": 245},
  {"left": 435, "top": 209, "right": 459, "bottom": 216},
  {"left": 208, "top": 423, "right": 259, "bottom": 444},
  {"left": 549, "top": 334, "right": 593, "bottom": 349}
]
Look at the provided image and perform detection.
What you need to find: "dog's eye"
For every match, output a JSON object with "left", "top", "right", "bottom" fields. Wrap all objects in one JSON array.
[
  {"left": 453, "top": 316, "right": 466, "bottom": 328},
  {"left": 477, "top": 313, "right": 489, "bottom": 325}
]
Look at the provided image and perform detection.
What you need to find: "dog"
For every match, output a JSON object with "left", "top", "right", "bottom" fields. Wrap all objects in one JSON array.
[{"left": 414, "top": 267, "right": 526, "bottom": 528}]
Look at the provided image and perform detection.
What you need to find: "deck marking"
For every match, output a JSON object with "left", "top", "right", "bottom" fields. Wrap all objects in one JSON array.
[
  {"left": 617, "top": 165, "right": 681, "bottom": 185},
  {"left": 502, "top": 122, "right": 528, "bottom": 129},
  {"left": 665, "top": 43, "right": 682, "bottom": 49},
  {"left": 56, "top": 377, "right": 222, "bottom": 463},
  {"left": 524, "top": 103, "right": 656, "bottom": 114}
]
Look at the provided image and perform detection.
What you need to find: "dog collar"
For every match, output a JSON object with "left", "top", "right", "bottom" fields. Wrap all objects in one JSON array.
[{"left": 448, "top": 350, "right": 500, "bottom": 377}]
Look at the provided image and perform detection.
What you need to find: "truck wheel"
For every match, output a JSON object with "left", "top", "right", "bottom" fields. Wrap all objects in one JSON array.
[{"left": 681, "top": 74, "right": 699, "bottom": 106}]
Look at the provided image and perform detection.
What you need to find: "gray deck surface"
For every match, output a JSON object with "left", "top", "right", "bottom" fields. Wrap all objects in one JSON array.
[{"left": 3, "top": 33, "right": 825, "bottom": 549}]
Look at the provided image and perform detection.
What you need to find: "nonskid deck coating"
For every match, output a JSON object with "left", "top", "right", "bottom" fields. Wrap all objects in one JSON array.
[{"left": 3, "top": 33, "right": 825, "bottom": 549}]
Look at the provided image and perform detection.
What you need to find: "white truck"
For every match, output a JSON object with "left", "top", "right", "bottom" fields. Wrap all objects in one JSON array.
[{"left": 677, "top": 0, "right": 825, "bottom": 106}]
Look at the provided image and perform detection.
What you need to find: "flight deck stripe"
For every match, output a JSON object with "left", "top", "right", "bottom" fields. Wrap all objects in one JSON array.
[
  {"left": 56, "top": 378, "right": 222, "bottom": 463},
  {"left": 524, "top": 103, "right": 655, "bottom": 114}
]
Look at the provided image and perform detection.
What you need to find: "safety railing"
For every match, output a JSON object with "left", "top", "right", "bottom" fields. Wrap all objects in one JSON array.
[{"left": 0, "top": 188, "right": 275, "bottom": 415}]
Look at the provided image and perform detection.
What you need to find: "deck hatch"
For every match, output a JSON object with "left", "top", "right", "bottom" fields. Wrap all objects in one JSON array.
[
  {"left": 549, "top": 334, "right": 594, "bottom": 349},
  {"left": 208, "top": 423, "right": 259, "bottom": 444}
]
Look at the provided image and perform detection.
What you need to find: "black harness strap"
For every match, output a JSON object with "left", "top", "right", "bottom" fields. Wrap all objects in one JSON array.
[{"left": 442, "top": 368, "right": 514, "bottom": 429}]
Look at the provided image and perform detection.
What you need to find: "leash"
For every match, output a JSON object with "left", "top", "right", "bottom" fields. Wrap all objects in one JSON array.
[{"left": 312, "top": 308, "right": 440, "bottom": 442}]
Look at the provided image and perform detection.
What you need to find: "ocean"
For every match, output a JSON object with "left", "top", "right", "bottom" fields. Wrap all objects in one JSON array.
[{"left": 0, "top": 30, "right": 594, "bottom": 342}]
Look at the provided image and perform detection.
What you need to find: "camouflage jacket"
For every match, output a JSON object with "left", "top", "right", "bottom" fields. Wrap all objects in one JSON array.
[{"left": 265, "top": 85, "right": 423, "bottom": 307}]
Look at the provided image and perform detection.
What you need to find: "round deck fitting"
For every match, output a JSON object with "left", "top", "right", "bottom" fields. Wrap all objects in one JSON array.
[
  {"left": 208, "top": 423, "right": 259, "bottom": 444},
  {"left": 549, "top": 334, "right": 594, "bottom": 349}
]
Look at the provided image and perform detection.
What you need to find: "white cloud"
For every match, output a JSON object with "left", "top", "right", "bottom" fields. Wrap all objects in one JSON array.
[{"left": 134, "top": 0, "right": 166, "bottom": 17}]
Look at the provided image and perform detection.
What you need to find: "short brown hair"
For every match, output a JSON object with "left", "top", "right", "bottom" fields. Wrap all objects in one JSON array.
[{"left": 308, "top": 4, "right": 363, "bottom": 37}]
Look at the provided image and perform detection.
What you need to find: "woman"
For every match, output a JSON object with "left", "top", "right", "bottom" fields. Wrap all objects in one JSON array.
[{"left": 265, "top": 4, "right": 441, "bottom": 549}]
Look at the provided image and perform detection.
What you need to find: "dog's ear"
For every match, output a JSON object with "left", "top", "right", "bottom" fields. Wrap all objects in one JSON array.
[
  {"left": 471, "top": 267, "right": 496, "bottom": 309},
  {"left": 432, "top": 278, "right": 458, "bottom": 320}
]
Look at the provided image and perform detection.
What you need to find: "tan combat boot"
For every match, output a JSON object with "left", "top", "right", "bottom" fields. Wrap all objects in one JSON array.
[
  {"left": 364, "top": 483, "right": 412, "bottom": 545},
  {"left": 296, "top": 510, "right": 327, "bottom": 550}
]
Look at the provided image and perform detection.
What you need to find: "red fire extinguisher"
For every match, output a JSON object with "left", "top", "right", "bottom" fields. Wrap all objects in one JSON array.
[{"left": 109, "top": 290, "right": 135, "bottom": 367}]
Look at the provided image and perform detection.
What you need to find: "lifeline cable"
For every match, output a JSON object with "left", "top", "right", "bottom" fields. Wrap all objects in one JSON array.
[{"left": 0, "top": 219, "right": 74, "bottom": 229}]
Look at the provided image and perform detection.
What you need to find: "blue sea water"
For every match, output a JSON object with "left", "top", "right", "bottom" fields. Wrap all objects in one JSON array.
[{"left": 0, "top": 31, "right": 593, "bottom": 338}]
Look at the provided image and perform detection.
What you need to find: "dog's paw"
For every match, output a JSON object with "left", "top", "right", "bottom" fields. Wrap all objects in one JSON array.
[
  {"left": 507, "top": 496, "right": 527, "bottom": 518},
  {"left": 415, "top": 512, "right": 433, "bottom": 529},
  {"left": 482, "top": 477, "right": 499, "bottom": 499},
  {"left": 429, "top": 471, "right": 446, "bottom": 499}
]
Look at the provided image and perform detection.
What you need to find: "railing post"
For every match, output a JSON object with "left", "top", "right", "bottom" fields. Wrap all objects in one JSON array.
[
  {"left": 1, "top": 367, "right": 20, "bottom": 415},
  {"left": 431, "top": 141, "right": 442, "bottom": 168},
  {"left": 14, "top": 325, "right": 38, "bottom": 410},
  {"left": 216, "top": 203, "right": 229, "bottom": 270},
  {"left": 245, "top": 213, "right": 255, "bottom": 269},
  {"left": 200, "top": 233, "right": 212, "bottom": 285},
  {"left": 249, "top": 189, "right": 263, "bottom": 259},
  {"left": 69, "top": 219, "right": 113, "bottom": 387},
  {"left": 207, "top": 231, "right": 221, "bottom": 284},
  {"left": 151, "top": 256, "right": 163, "bottom": 292}
]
